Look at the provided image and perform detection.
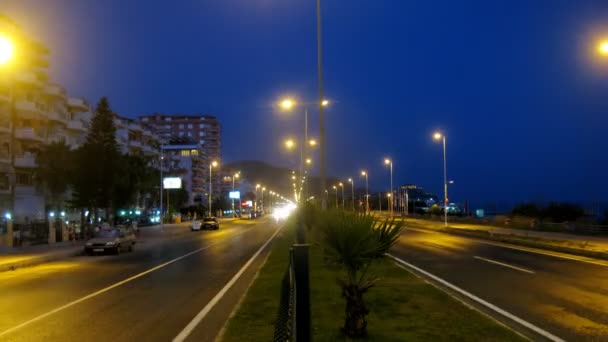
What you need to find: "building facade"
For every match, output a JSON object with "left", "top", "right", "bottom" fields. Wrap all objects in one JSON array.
[
  {"left": 0, "top": 16, "right": 91, "bottom": 223},
  {"left": 161, "top": 144, "right": 207, "bottom": 207}
]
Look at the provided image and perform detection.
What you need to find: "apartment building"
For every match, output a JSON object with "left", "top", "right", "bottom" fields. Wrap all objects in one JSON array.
[
  {"left": 0, "top": 16, "right": 91, "bottom": 223},
  {"left": 139, "top": 114, "right": 221, "bottom": 202},
  {"left": 161, "top": 144, "right": 207, "bottom": 206},
  {"left": 115, "top": 115, "right": 160, "bottom": 159}
]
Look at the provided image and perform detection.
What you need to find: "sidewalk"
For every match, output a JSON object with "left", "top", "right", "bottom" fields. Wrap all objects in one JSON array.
[{"left": 0, "top": 241, "right": 84, "bottom": 272}]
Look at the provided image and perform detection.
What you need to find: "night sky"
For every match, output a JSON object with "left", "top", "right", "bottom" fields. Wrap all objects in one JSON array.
[{"left": 3, "top": 0, "right": 608, "bottom": 207}]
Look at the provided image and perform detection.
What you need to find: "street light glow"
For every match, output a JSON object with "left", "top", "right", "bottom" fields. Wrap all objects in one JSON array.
[
  {"left": 0, "top": 35, "right": 14, "bottom": 65},
  {"left": 598, "top": 40, "right": 608, "bottom": 56},
  {"left": 305, "top": 158, "right": 312, "bottom": 164},
  {"left": 211, "top": 160, "right": 218, "bottom": 167},
  {"left": 321, "top": 99, "right": 329, "bottom": 106},
  {"left": 384, "top": 158, "right": 391, "bottom": 165},
  {"left": 309, "top": 139, "right": 317, "bottom": 146},
  {"left": 361, "top": 170, "right": 367, "bottom": 176},
  {"left": 280, "top": 98, "right": 295, "bottom": 110},
  {"left": 348, "top": 178, "right": 353, "bottom": 182},
  {"left": 285, "top": 139, "right": 295, "bottom": 149},
  {"left": 433, "top": 132, "right": 443, "bottom": 141}
]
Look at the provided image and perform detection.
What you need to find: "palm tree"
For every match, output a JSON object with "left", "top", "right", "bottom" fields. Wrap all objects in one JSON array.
[{"left": 320, "top": 211, "right": 404, "bottom": 337}]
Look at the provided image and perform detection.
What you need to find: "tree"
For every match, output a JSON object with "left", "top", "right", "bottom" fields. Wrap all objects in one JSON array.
[
  {"left": 35, "top": 141, "right": 74, "bottom": 209},
  {"left": 542, "top": 202, "right": 584, "bottom": 223},
  {"left": 71, "top": 97, "right": 120, "bottom": 220},
  {"left": 319, "top": 211, "right": 404, "bottom": 337},
  {"left": 511, "top": 203, "right": 541, "bottom": 217}
]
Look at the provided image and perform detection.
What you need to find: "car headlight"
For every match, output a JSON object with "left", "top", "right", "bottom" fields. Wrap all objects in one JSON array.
[{"left": 105, "top": 241, "right": 115, "bottom": 246}]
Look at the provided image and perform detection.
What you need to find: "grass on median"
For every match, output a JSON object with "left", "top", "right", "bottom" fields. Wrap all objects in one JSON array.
[{"left": 221, "top": 219, "right": 523, "bottom": 342}]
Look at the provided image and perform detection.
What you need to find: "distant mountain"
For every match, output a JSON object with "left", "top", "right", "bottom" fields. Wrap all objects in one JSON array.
[{"left": 224, "top": 160, "right": 344, "bottom": 199}]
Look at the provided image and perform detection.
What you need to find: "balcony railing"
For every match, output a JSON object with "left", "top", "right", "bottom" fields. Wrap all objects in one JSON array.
[
  {"left": 43, "top": 84, "right": 66, "bottom": 98},
  {"left": 67, "top": 120, "right": 86, "bottom": 132},
  {"left": 47, "top": 111, "right": 68, "bottom": 124},
  {"left": 15, "top": 72, "right": 41, "bottom": 87},
  {"left": 14, "top": 153, "right": 37, "bottom": 168},
  {"left": 67, "top": 97, "right": 90, "bottom": 112},
  {"left": 15, "top": 127, "right": 44, "bottom": 142},
  {"left": 15, "top": 100, "right": 44, "bottom": 118}
]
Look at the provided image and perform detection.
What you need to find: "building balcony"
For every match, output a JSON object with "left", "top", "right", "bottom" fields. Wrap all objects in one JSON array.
[
  {"left": 43, "top": 84, "right": 66, "bottom": 98},
  {"left": 15, "top": 127, "right": 44, "bottom": 142},
  {"left": 67, "top": 119, "right": 86, "bottom": 132},
  {"left": 15, "top": 100, "right": 44, "bottom": 119},
  {"left": 0, "top": 123, "right": 10, "bottom": 134},
  {"left": 15, "top": 72, "right": 41, "bottom": 87},
  {"left": 47, "top": 111, "right": 68, "bottom": 124},
  {"left": 67, "top": 97, "right": 90, "bottom": 112},
  {"left": 14, "top": 153, "right": 37, "bottom": 168},
  {"left": 0, "top": 154, "right": 10, "bottom": 164},
  {"left": 128, "top": 122, "right": 143, "bottom": 131},
  {"left": 129, "top": 140, "right": 143, "bottom": 148}
]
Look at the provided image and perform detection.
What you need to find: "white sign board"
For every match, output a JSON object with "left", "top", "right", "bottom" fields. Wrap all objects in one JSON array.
[
  {"left": 163, "top": 177, "right": 182, "bottom": 189},
  {"left": 229, "top": 191, "right": 241, "bottom": 199}
]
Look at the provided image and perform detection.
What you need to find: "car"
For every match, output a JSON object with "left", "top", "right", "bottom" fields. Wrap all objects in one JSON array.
[
  {"left": 202, "top": 217, "right": 219, "bottom": 230},
  {"left": 85, "top": 228, "right": 136, "bottom": 255},
  {"left": 191, "top": 220, "right": 202, "bottom": 231},
  {"left": 241, "top": 211, "right": 253, "bottom": 219}
]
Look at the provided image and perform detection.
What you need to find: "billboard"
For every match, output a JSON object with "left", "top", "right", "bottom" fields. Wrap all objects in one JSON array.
[
  {"left": 229, "top": 191, "right": 241, "bottom": 199},
  {"left": 163, "top": 177, "right": 182, "bottom": 189}
]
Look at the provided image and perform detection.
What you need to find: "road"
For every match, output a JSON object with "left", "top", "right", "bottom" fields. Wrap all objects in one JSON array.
[
  {"left": 0, "top": 217, "right": 279, "bottom": 342},
  {"left": 391, "top": 228, "right": 608, "bottom": 341}
]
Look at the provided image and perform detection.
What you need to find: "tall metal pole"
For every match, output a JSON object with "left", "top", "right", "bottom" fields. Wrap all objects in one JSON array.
[
  {"left": 334, "top": 188, "right": 338, "bottom": 208},
  {"left": 442, "top": 136, "right": 448, "bottom": 227},
  {"left": 365, "top": 174, "right": 369, "bottom": 213},
  {"left": 316, "top": 0, "right": 327, "bottom": 209},
  {"left": 208, "top": 164, "right": 213, "bottom": 217},
  {"left": 350, "top": 180, "right": 354, "bottom": 210},
  {"left": 390, "top": 162, "right": 393, "bottom": 217},
  {"left": 232, "top": 176, "right": 235, "bottom": 217},
  {"left": 304, "top": 108, "right": 308, "bottom": 199},
  {"left": 340, "top": 185, "right": 344, "bottom": 209},
  {"left": 160, "top": 149, "right": 163, "bottom": 229}
]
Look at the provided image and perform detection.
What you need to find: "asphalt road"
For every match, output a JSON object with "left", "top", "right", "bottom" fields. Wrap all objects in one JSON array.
[
  {"left": 391, "top": 228, "right": 608, "bottom": 341},
  {"left": 0, "top": 217, "right": 279, "bottom": 342}
]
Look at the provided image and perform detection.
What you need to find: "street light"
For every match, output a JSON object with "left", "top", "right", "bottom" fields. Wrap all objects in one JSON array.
[
  {"left": 348, "top": 178, "right": 354, "bottom": 210},
  {"left": 262, "top": 187, "right": 266, "bottom": 211},
  {"left": 433, "top": 132, "right": 448, "bottom": 227},
  {"left": 255, "top": 184, "right": 261, "bottom": 211},
  {"left": 332, "top": 185, "right": 338, "bottom": 208},
  {"left": 305, "top": 158, "right": 312, "bottom": 165},
  {"left": 360, "top": 170, "right": 369, "bottom": 213},
  {"left": 285, "top": 139, "right": 295, "bottom": 150},
  {"left": 339, "top": 182, "right": 345, "bottom": 209},
  {"left": 209, "top": 161, "right": 218, "bottom": 216},
  {"left": 598, "top": 40, "right": 608, "bottom": 56},
  {"left": 232, "top": 172, "right": 240, "bottom": 217},
  {"left": 309, "top": 139, "right": 317, "bottom": 147},
  {"left": 384, "top": 158, "right": 393, "bottom": 217},
  {"left": 0, "top": 35, "right": 14, "bottom": 65}
]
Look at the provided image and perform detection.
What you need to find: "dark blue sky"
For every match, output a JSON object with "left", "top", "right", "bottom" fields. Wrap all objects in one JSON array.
[{"left": 3, "top": 0, "right": 608, "bottom": 206}]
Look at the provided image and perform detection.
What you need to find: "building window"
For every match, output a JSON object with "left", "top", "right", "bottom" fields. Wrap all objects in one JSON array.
[
  {"left": 199, "top": 124, "right": 205, "bottom": 129},
  {"left": 16, "top": 173, "right": 33, "bottom": 186},
  {"left": 191, "top": 150, "right": 199, "bottom": 156},
  {"left": 179, "top": 124, "right": 184, "bottom": 129},
  {"left": 142, "top": 117, "right": 148, "bottom": 122},
  {"left": 179, "top": 132, "right": 184, "bottom": 137},
  {"left": 199, "top": 132, "right": 205, "bottom": 137},
  {"left": 199, "top": 140, "right": 204, "bottom": 145},
  {"left": 181, "top": 150, "right": 190, "bottom": 157},
  {"left": 165, "top": 117, "right": 171, "bottom": 121},
  {"left": 188, "top": 124, "right": 193, "bottom": 129}
]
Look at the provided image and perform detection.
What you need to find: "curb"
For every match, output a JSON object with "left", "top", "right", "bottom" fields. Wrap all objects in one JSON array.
[
  {"left": 0, "top": 247, "right": 83, "bottom": 273},
  {"left": 408, "top": 224, "right": 608, "bottom": 261}
]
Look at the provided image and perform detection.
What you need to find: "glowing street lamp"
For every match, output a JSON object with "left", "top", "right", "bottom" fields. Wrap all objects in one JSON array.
[
  {"left": 332, "top": 185, "right": 338, "bottom": 208},
  {"left": 384, "top": 158, "right": 393, "bottom": 216},
  {"left": 309, "top": 139, "right": 317, "bottom": 147},
  {"left": 305, "top": 158, "right": 312, "bottom": 165},
  {"left": 348, "top": 178, "right": 354, "bottom": 210},
  {"left": 231, "top": 172, "right": 240, "bottom": 217},
  {"left": 285, "top": 139, "right": 295, "bottom": 150},
  {"left": 279, "top": 98, "right": 296, "bottom": 110},
  {"left": 360, "top": 170, "right": 369, "bottom": 213},
  {"left": 209, "top": 161, "right": 219, "bottom": 216},
  {"left": 339, "top": 182, "right": 345, "bottom": 209},
  {"left": 598, "top": 40, "right": 608, "bottom": 56},
  {"left": 0, "top": 35, "right": 14, "bottom": 65},
  {"left": 433, "top": 131, "right": 448, "bottom": 227}
]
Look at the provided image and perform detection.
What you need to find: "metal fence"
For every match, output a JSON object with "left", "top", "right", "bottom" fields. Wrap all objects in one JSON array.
[{"left": 274, "top": 244, "right": 310, "bottom": 342}]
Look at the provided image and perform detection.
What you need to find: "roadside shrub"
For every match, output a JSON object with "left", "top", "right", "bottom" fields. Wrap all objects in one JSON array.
[
  {"left": 511, "top": 203, "right": 541, "bottom": 218},
  {"left": 542, "top": 202, "right": 584, "bottom": 223}
]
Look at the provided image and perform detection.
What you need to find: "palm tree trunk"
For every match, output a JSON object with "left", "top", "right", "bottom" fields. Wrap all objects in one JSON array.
[{"left": 341, "top": 284, "right": 369, "bottom": 337}]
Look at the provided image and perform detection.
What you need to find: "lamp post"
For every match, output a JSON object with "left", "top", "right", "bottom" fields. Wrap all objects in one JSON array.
[
  {"left": 332, "top": 185, "right": 338, "bottom": 208},
  {"left": 232, "top": 172, "right": 240, "bottom": 217},
  {"left": 255, "top": 184, "right": 260, "bottom": 211},
  {"left": 208, "top": 161, "right": 218, "bottom": 217},
  {"left": 261, "top": 187, "right": 266, "bottom": 212},
  {"left": 598, "top": 40, "right": 608, "bottom": 56},
  {"left": 348, "top": 178, "right": 354, "bottom": 211},
  {"left": 339, "top": 182, "right": 345, "bottom": 209},
  {"left": 360, "top": 171, "right": 369, "bottom": 213},
  {"left": 0, "top": 35, "right": 16, "bottom": 226},
  {"left": 384, "top": 158, "right": 393, "bottom": 216},
  {"left": 433, "top": 132, "right": 448, "bottom": 227},
  {"left": 159, "top": 148, "right": 164, "bottom": 229}
]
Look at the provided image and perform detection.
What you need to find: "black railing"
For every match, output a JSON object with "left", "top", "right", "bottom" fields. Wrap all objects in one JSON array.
[{"left": 274, "top": 243, "right": 310, "bottom": 342}]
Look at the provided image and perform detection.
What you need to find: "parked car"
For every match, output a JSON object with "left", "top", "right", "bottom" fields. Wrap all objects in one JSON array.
[
  {"left": 191, "top": 220, "right": 202, "bottom": 231},
  {"left": 241, "top": 211, "right": 253, "bottom": 219},
  {"left": 85, "top": 228, "right": 136, "bottom": 255},
  {"left": 202, "top": 217, "right": 219, "bottom": 230}
]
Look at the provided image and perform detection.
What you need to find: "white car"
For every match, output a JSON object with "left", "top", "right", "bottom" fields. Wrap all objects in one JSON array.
[{"left": 191, "top": 220, "right": 202, "bottom": 231}]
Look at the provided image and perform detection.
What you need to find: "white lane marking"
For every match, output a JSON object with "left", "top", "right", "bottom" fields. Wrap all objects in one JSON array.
[
  {"left": 405, "top": 226, "right": 608, "bottom": 267},
  {"left": 474, "top": 256, "right": 535, "bottom": 274},
  {"left": 0, "top": 228, "right": 253, "bottom": 338},
  {"left": 386, "top": 253, "right": 565, "bottom": 342},
  {"left": 173, "top": 225, "right": 282, "bottom": 342}
]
